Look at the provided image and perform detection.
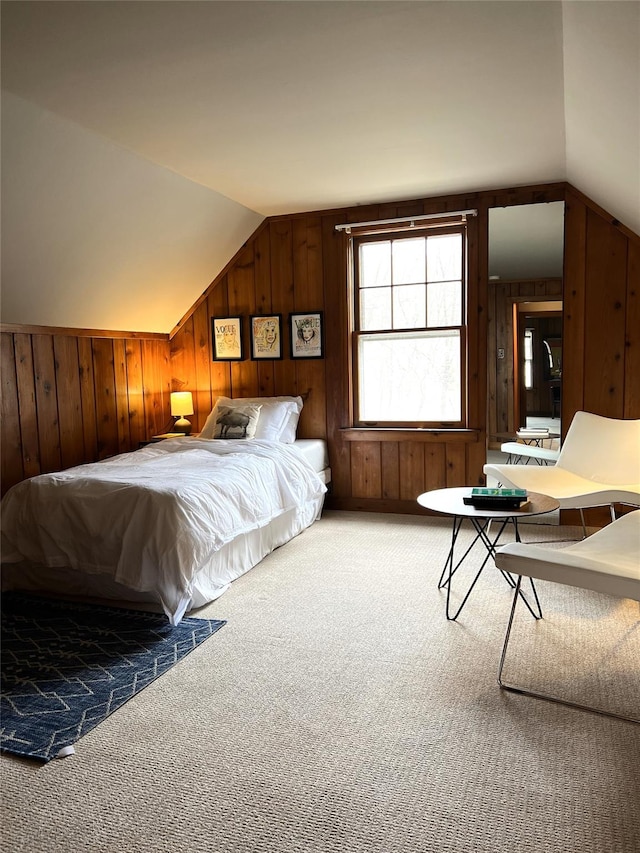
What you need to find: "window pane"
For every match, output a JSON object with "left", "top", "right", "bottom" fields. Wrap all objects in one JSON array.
[
  {"left": 393, "top": 284, "right": 426, "bottom": 329},
  {"left": 358, "top": 330, "right": 461, "bottom": 421},
  {"left": 360, "top": 287, "right": 391, "bottom": 331},
  {"left": 524, "top": 330, "right": 534, "bottom": 360},
  {"left": 524, "top": 362, "right": 533, "bottom": 390},
  {"left": 392, "top": 237, "right": 425, "bottom": 285},
  {"left": 524, "top": 329, "right": 534, "bottom": 390},
  {"left": 360, "top": 241, "right": 391, "bottom": 288},
  {"left": 427, "top": 233, "right": 462, "bottom": 282},
  {"left": 427, "top": 281, "right": 462, "bottom": 327}
]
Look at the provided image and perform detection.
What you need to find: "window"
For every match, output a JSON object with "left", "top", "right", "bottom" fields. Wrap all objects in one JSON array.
[
  {"left": 524, "top": 328, "right": 534, "bottom": 390},
  {"left": 352, "top": 225, "right": 467, "bottom": 426}
]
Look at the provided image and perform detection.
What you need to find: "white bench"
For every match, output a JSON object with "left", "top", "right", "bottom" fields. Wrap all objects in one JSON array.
[{"left": 499, "top": 442, "right": 559, "bottom": 465}]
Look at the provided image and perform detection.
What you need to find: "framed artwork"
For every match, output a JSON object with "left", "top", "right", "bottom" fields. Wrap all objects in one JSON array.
[
  {"left": 250, "top": 314, "right": 283, "bottom": 360},
  {"left": 289, "top": 311, "right": 324, "bottom": 359},
  {"left": 212, "top": 316, "right": 243, "bottom": 361}
]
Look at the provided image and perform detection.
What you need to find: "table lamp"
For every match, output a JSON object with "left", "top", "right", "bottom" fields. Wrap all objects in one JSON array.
[{"left": 170, "top": 391, "right": 194, "bottom": 434}]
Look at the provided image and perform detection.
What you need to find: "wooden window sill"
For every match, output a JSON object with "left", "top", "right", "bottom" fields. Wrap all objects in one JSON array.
[{"left": 339, "top": 428, "right": 480, "bottom": 443}]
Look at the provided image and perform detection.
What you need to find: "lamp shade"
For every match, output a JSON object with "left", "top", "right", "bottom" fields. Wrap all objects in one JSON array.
[{"left": 170, "top": 391, "right": 194, "bottom": 417}]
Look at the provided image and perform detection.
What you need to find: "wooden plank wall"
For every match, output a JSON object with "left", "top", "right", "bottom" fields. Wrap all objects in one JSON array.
[
  {"left": 560, "top": 188, "right": 640, "bottom": 526},
  {"left": 169, "top": 218, "right": 328, "bottom": 442},
  {"left": 1, "top": 330, "right": 171, "bottom": 495},
  {"left": 3, "top": 181, "right": 637, "bottom": 521},
  {"left": 487, "top": 278, "right": 563, "bottom": 444},
  {"left": 169, "top": 184, "right": 566, "bottom": 514},
  {"left": 170, "top": 197, "right": 488, "bottom": 514},
  {"left": 563, "top": 188, "right": 640, "bottom": 424}
]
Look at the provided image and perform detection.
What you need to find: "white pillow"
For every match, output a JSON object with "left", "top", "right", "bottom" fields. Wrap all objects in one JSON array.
[
  {"left": 208, "top": 404, "right": 262, "bottom": 440},
  {"left": 201, "top": 396, "right": 303, "bottom": 443},
  {"left": 230, "top": 396, "right": 303, "bottom": 443}
]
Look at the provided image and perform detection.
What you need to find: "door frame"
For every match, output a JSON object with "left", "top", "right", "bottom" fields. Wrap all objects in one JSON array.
[{"left": 514, "top": 301, "right": 563, "bottom": 429}]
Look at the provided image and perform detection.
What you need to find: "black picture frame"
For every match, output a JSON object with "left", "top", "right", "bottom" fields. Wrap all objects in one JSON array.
[
  {"left": 289, "top": 311, "right": 324, "bottom": 359},
  {"left": 212, "top": 316, "right": 243, "bottom": 361},
  {"left": 250, "top": 314, "right": 283, "bottom": 360}
]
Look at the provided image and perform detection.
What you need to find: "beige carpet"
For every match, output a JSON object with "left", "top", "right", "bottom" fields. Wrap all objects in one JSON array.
[{"left": 2, "top": 511, "right": 639, "bottom": 853}]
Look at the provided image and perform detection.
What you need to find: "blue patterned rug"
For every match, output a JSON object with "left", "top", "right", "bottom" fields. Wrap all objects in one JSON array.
[{"left": 1, "top": 593, "right": 226, "bottom": 762}]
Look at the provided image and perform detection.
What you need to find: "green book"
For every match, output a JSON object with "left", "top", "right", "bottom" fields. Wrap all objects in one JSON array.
[
  {"left": 470, "top": 488, "right": 527, "bottom": 499},
  {"left": 464, "top": 487, "right": 529, "bottom": 509}
]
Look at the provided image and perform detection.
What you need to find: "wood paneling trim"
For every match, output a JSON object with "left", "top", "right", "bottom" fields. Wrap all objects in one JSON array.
[{"left": 0, "top": 323, "right": 168, "bottom": 340}]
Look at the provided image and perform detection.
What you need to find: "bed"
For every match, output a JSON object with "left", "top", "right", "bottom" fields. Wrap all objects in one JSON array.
[{"left": 1, "top": 396, "right": 330, "bottom": 624}]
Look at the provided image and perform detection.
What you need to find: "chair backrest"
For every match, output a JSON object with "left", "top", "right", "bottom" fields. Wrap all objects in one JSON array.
[{"left": 557, "top": 411, "right": 640, "bottom": 485}]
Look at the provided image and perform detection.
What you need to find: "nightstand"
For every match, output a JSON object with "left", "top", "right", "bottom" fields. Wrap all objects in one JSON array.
[{"left": 139, "top": 433, "right": 200, "bottom": 447}]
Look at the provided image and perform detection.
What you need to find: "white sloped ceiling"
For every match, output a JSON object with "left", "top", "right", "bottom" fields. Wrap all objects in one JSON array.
[{"left": 0, "top": 1, "right": 637, "bottom": 332}]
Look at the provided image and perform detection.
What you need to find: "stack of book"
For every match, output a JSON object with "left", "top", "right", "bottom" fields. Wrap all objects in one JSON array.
[
  {"left": 463, "top": 487, "right": 529, "bottom": 509},
  {"left": 516, "top": 427, "right": 549, "bottom": 438}
]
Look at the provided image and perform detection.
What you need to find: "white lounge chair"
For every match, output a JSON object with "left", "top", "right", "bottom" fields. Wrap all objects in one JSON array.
[
  {"left": 499, "top": 442, "right": 560, "bottom": 465},
  {"left": 484, "top": 411, "right": 640, "bottom": 536},
  {"left": 494, "top": 509, "right": 640, "bottom": 723}
]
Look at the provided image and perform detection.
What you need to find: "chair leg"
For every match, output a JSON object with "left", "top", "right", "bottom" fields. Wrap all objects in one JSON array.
[
  {"left": 579, "top": 508, "right": 587, "bottom": 539},
  {"left": 497, "top": 576, "right": 640, "bottom": 725}
]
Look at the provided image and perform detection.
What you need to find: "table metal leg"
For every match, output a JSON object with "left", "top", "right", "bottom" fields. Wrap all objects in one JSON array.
[
  {"left": 475, "top": 517, "right": 542, "bottom": 619},
  {"left": 439, "top": 515, "right": 542, "bottom": 621},
  {"left": 438, "top": 516, "right": 480, "bottom": 589}
]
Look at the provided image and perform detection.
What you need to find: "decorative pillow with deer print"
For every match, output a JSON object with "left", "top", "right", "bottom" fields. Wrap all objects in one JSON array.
[
  {"left": 200, "top": 396, "right": 303, "bottom": 442},
  {"left": 209, "top": 404, "right": 262, "bottom": 440}
]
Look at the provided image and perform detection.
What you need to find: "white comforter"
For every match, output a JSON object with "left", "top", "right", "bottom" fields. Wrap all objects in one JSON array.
[{"left": 1, "top": 439, "right": 326, "bottom": 622}]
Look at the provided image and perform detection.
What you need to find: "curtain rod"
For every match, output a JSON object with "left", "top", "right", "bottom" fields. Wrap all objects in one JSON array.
[{"left": 334, "top": 209, "right": 477, "bottom": 232}]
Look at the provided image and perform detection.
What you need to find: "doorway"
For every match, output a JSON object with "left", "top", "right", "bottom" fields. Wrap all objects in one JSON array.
[{"left": 515, "top": 301, "right": 562, "bottom": 430}]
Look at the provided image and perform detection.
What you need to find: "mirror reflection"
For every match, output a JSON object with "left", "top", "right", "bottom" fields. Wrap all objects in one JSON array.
[{"left": 487, "top": 202, "right": 565, "bottom": 457}]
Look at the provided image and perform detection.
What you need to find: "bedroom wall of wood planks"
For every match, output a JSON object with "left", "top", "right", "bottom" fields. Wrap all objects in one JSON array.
[
  {"left": 1, "top": 330, "right": 171, "bottom": 494},
  {"left": 2, "top": 182, "right": 638, "bottom": 517},
  {"left": 168, "top": 182, "right": 639, "bottom": 515}
]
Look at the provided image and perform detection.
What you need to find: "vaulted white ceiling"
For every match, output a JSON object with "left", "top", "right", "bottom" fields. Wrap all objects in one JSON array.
[
  {"left": 2, "top": 0, "right": 569, "bottom": 215},
  {"left": 1, "top": 1, "right": 637, "bottom": 332}
]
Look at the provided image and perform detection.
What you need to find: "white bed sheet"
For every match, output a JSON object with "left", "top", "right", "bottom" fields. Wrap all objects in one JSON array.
[
  {"left": 1, "top": 438, "right": 327, "bottom": 623},
  {"left": 292, "top": 438, "right": 331, "bottom": 483}
]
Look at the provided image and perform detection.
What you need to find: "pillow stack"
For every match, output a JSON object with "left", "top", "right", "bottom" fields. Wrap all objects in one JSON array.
[{"left": 200, "top": 396, "right": 303, "bottom": 442}]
